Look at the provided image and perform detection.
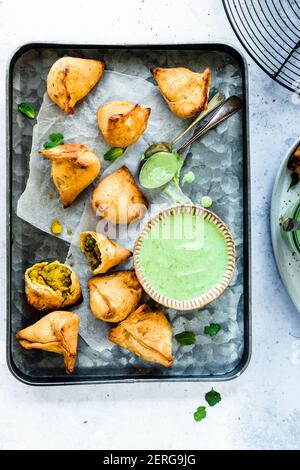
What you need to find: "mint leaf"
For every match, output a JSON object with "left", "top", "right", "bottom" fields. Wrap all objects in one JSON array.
[
  {"left": 194, "top": 406, "right": 207, "bottom": 422},
  {"left": 175, "top": 331, "right": 196, "bottom": 346},
  {"left": 204, "top": 323, "right": 221, "bottom": 336},
  {"left": 43, "top": 140, "right": 64, "bottom": 149},
  {"left": 205, "top": 388, "right": 221, "bottom": 407},
  {"left": 43, "top": 132, "right": 64, "bottom": 149},
  {"left": 17, "top": 102, "right": 36, "bottom": 119},
  {"left": 104, "top": 147, "right": 126, "bottom": 161},
  {"left": 49, "top": 133, "right": 64, "bottom": 142}
]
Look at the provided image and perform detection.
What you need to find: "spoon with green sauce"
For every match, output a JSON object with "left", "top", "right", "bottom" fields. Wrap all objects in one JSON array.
[
  {"left": 139, "top": 95, "right": 243, "bottom": 189},
  {"left": 139, "top": 95, "right": 224, "bottom": 190},
  {"left": 139, "top": 151, "right": 179, "bottom": 188},
  {"left": 143, "top": 92, "right": 225, "bottom": 160}
]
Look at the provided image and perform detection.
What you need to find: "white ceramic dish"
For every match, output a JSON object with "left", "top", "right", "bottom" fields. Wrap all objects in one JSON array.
[{"left": 270, "top": 137, "right": 300, "bottom": 312}]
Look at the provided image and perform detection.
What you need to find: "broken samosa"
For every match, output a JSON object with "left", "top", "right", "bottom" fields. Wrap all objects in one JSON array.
[
  {"left": 80, "top": 231, "right": 131, "bottom": 274},
  {"left": 25, "top": 261, "right": 82, "bottom": 311},
  {"left": 47, "top": 57, "right": 105, "bottom": 114},
  {"left": 39, "top": 144, "right": 101, "bottom": 208},
  {"left": 88, "top": 271, "right": 143, "bottom": 322},
  {"left": 97, "top": 100, "right": 150, "bottom": 147},
  {"left": 109, "top": 304, "right": 174, "bottom": 367},
  {"left": 16, "top": 311, "right": 80, "bottom": 374},
  {"left": 92, "top": 166, "right": 148, "bottom": 224},
  {"left": 151, "top": 66, "right": 211, "bottom": 119}
]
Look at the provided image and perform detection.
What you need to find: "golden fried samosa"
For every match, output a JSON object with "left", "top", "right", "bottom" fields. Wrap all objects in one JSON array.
[
  {"left": 97, "top": 100, "right": 151, "bottom": 147},
  {"left": 151, "top": 66, "right": 211, "bottom": 119},
  {"left": 47, "top": 57, "right": 105, "bottom": 114},
  {"left": 88, "top": 271, "right": 142, "bottom": 322},
  {"left": 25, "top": 261, "right": 82, "bottom": 312},
  {"left": 80, "top": 231, "right": 131, "bottom": 274},
  {"left": 16, "top": 311, "right": 80, "bottom": 374},
  {"left": 109, "top": 304, "right": 174, "bottom": 367},
  {"left": 92, "top": 166, "right": 148, "bottom": 224},
  {"left": 39, "top": 144, "right": 101, "bottom": 208}
]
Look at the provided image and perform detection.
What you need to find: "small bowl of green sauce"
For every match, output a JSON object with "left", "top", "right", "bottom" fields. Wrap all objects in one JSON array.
[{"left": 134, "top": 205, "right": 236, "bottom": 311}]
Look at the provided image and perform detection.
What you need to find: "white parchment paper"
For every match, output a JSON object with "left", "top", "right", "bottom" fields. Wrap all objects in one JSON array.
[
  {"left": 65, "top": 87, "right": 193, "bottom": 352},
  {"left": 17, "top": 70, "right": 187, "bottom": 243}
]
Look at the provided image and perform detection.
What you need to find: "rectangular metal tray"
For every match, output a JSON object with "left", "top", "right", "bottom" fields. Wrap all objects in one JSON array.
[{"left": 7, "top": 43, "right": 251, "bottom": 385}]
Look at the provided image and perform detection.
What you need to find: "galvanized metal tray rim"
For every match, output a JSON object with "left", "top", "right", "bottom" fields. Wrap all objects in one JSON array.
[{"left": 6, "top": 42, "right": 251, "bottom": 385}]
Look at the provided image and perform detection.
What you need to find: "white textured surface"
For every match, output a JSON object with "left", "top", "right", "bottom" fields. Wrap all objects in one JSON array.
[{"left": 1, "top": 0, "right": 300, "bottom": 451}]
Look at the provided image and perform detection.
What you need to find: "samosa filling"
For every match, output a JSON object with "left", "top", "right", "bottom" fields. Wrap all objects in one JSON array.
[
  {"left": 28, "top": 263, "right": 73, "bottom": 300},
  {"left": 83, "top": 235, "right": 102, "bottom": 270}
]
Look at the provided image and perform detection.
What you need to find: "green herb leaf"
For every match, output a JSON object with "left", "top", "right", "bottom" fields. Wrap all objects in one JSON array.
[
  {"left": 194, "top": 406, "right": 207, "bottom": 422},
  {"left": 43, "top": 140, "right": 64, "bottom": 149},
  {"left": 288, "top": 172, "right": 299, "bottom": 191},
  {"left": 205, "top": 388, "right": 221, "bottom": 407},
  {"left": 204, "top": 323, "right": 221, "bottom": 336},
  {"left": 17, "top": 102, "right": 36, "bottom": 119},
  {"left": 175, "top": 331, "right": 196, "bottom": 346},
  {"left": 49, "top": 133, "right": 64, "bottom": 142},
  {"left": 104, "top": 147, "right": 126, "bottom": 161}
]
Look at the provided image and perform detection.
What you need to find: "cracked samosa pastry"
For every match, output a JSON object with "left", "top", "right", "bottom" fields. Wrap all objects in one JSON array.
[
  {"left": 151, "top": 66, "right": 211, "bottom": 119},
  {"left": 109, "top": 304, "right": 174, "bottom": 367},
  {"left": 80, "top": 231, "right": 131, "bottom": 274},
  {"left": 25, "top": 261, "right": 82, "bottom": 311},
  {"left": 88, "top": 271, "right": 142, "bottom": 322},
  {"left": 92, "top": 166, "right": 148, "bottom": 224},
  {"left": 97, "top": 100, "right": 151, "bottom": 147},
  {"left": 39, "top": 144, "right": 101, "bottom": 208},
  {"left": 47, "top": 57, "right": 105, "bottom": 114},
  {"left": 16, "top": 311, "right": 80, "bottom": 374}
]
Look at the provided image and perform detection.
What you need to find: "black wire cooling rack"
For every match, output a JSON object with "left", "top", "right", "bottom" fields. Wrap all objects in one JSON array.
[{"left": 222, "top": 0, "right": 300, "bottom": 93}]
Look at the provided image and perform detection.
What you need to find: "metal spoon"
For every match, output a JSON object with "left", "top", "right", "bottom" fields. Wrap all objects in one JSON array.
[
  {"left": 143, "top": 92, "right": 225, "bottom": 159},
  {"left": 176, "top": 95, "right": 243, "bottom": 153},
  {"left": 139, "top": 96, "right": 243, "bottom": 189},
  {"left": 282, "top": 218, "right": 300, "bottom": 232}
]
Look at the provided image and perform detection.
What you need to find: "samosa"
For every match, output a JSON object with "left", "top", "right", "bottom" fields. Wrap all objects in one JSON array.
[
  {"left": 91, "top": 166, "right": 148, "bottom": 224},
  {"left": 109, "top": 304, "right": 174, "bottom": 367},
  {"left": 39, "top": 144, "right": 101, "bottom": 208},
  {"left": 47, "top": 57, "right": 105, "bottom": 114},
  {"left": 151, "top": 66, "right": 211, "bottom": 119},
  {"left": 97, "top": 100, "right": 150, "bottom": 147},
  {"left": 88, "top": 271, "right": 142, "bottom": 323},
  {"left": 80, "top": 231, "right": 131, "bottom": 274},
  {"left": 25, "top": 260, "right": 82, "bottom": 312},
  {"left": 16, "top": 311, "right": 80, "bottom": 374}
]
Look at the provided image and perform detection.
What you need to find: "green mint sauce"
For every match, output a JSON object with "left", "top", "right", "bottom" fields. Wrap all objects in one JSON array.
[
  {"left": 139, "top": 213, "right": 229, "bottom": 301},
  {"left": 139, "top": 151, "right": 178, "bottom": 189}
]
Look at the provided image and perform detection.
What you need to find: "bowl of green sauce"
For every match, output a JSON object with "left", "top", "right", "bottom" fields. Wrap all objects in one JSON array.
[{"left": 134, "top": 205, "right": 236, "bottom": 311}]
